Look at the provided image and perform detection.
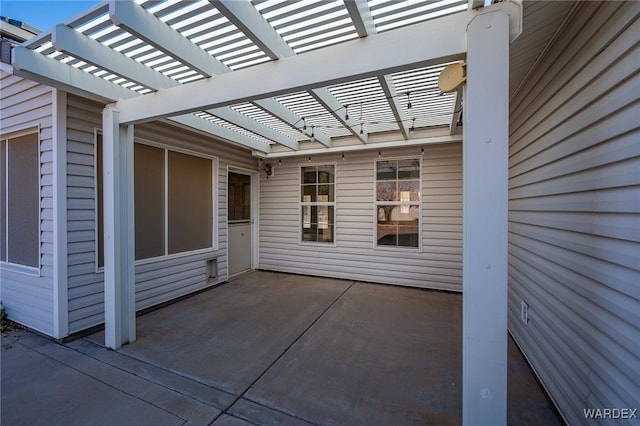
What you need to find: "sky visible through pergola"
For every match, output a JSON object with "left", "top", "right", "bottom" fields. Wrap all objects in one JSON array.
[{"left": 1, "top": 0, "right": 97, "bottom": 32}]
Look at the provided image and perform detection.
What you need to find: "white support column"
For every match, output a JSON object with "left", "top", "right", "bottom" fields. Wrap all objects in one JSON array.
[
  {"left": 102, "top": 106, "right": 136, "bottom": 350},
  {"left": 463, "top": 8, "right": 510, "bottom": 426}
]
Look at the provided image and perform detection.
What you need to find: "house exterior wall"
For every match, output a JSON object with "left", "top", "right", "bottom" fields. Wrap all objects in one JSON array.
[
  {"left": 259, "top": 143, "right": 463, "bottom": 291},
  {"left": 0, "top": 69, "right": 55, "bottom": 335},
  {"left": 507, "top": 2, "right": 639, "bottom": 424},
  {"left": 66, "top": 95, "right": 256, "bottom": 334}
]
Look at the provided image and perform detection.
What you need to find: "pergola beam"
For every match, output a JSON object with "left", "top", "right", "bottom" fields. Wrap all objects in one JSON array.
[
  {"left": 11, "top": 45, "right": 135, "bottom": 103},
  {"left": 210, "top": 0, "right": 338, "bottom": 148},
  {"left": 378, "top": 75, "right": 410, "bottom": 140},
  {"left": 469, "top": 0, "right": 487, "bottom": 10},
  {"left": 167, "top": 114, "right": 271, "bottom": 154},
  {"left": 109, "top": 0, "right": 230, "bottom": 77},
  {"left": 10, "top": 46, "right": 272, "bottom": 154},
  {"left": 111, "top": 0, "right": 303, "bottom": 149},
  {"left": 210, "top": 0, "right": 294, "bottom": 60},
  {"left": 254, "top": 98, "right": 331, "bottom": 147},
  {"left": 310, "top": 88, "right": 368, "bottom": 144},
  {"left": 208, "top": 107, "right": 299, "bottom": 151},
  {"left": 113, "top": 11, "right": 468, "bottom": 124},
  {"left": 344, "top": 0, "right": 376, "bottom": 38},
  {"left": 50, "top": 22, "right": 296, "bottom": 150},
  {"left": 346, "top": 5, "right": 410, "bottom": 141},
  {"left": 51, "top": 23, "right": 177, "bottom": 91}
]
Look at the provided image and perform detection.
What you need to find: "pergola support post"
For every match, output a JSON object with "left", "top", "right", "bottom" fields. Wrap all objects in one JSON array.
[
  {"left": 462, "top": 8, "right": 510, "bottom": 426},
  {"left": 102, "top": 106, "right": 136, "bottom": 350}
]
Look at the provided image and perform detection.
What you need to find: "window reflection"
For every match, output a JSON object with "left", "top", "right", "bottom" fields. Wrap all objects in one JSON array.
[{"left": 376, "top": 159, "right": 420, "bottom": 248}]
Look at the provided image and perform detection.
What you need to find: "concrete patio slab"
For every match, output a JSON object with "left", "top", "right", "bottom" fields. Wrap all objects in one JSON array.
[
  {"left": 245, "top": 281, "right": 463, "bottom": 425},
  {"left": 95, "top": 271, "right": 352, "bottom": 396},
  {"left": 211, "top": 413, "right": 258, "bottom": 426},
  {"left": 2, "top": 271, "right": 562, "bottom": 425}
]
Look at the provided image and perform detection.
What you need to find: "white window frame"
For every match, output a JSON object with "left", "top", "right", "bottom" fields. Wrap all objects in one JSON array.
[
  {"left": 94, "top": 129, "right": 103, "bottom": 272},
  {"left": 95, "top": 134, "right": 218, "bottom": 271},
  {"left": 374, "top": 156, "right": 422, "bottom": 251},
  {"left": 299, "top": 162, "right": 337, "bottom": 246},
  {"left": 0, "top": 126, "right": 41, "bottom": 275}
]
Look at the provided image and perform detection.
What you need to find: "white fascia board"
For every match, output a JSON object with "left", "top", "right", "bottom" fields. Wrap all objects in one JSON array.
[
  {"left": 109, "top": 0, "right": 229, "bottom": 77},
  {"left": 211, "top": 0, "right": 294, "bottom": 59},
  {"left": 344, "top": 0, "right": 376, "bottom": 38},
  {"left": 378, "top": 74, "right": 410, "bottom": 141},
  {"left": 167, "top": 114, "right": 271, "bottom": 154},
  {"left": 114, "top": 11, "right": 468, "bottom": 124},
  {"left": 310, "top": 87, "right": 368, "bottom": 144},
  {"left": 11, "top": 45, "right": 136, "bottom": 102},
  {"left": 208, "top": 107, "right": 299, "bottom": 150},
  {"left": 51, "top": 24, "right": 178, "bottom": 91},
  {"left": 264, "top": 133, "right": 462, "bottom": 158}
]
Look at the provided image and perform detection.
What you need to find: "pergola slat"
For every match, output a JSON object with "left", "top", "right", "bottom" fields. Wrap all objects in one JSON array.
[{"left": 113, "top": 11, "right": 468, "bottom": 124}]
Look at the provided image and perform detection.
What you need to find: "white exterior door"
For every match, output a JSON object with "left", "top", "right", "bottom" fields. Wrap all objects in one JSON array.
[{"left": 228, "top": 171, "right": 252, "bottom": 276}]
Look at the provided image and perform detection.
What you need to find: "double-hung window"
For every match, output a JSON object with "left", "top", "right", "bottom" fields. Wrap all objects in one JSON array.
[
  {"left": 301, "top": 165, "right": 335, "bottom": 243},
  {"left": 376, "top": 158, "right": 421, "bottom": 248}
]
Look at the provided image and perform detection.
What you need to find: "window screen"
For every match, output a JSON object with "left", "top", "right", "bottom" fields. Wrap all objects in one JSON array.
[
  {"left": 96, "top": 139, "right": 214, "bottom": 266},
  {"left": 134, "top": 143, "right": 165, "bottom": 260},
  {"left": 168, "top": 151, "right": 213, "bottom": 254},
  {"left": 1, "top": 133, "right": 40, "bottom": 267}
]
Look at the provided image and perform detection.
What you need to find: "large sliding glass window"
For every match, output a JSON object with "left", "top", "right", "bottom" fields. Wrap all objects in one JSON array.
[
  {"left": 301, "top": 165, "right": 335, "bottom": 243},
  {"left": 0, "top": 132, "right": 40, "bottom": 269},
  {"left": 376, "top": 158, "right": 421, "bottom": 248},
  {"left": 97, "top": 136, "right": 215, "bottom": 267}
]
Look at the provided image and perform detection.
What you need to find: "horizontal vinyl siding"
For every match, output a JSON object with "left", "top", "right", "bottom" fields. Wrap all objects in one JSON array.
[
  {"left": 66, "top": 96, "right": 104, "bottom": 333},
  {"left": 0, "top": 70, "right": 54, "bottom": 335},
  {"left": 507, "top": 2, "right": 640, "bottom": 425},
  {"left": 259, "top": 143, "right": 462, "bottom": 291},
  {"left": 132, "top": 121, "right": 256, "bottom": 311},
  {"left": 65, "top": 96, "right": 256, "bottom": 334}
]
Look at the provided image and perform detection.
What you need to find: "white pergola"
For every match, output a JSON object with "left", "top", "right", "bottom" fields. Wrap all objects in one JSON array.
[{"left": 8, "top": 1, "right": 525, "bottom": 424}]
